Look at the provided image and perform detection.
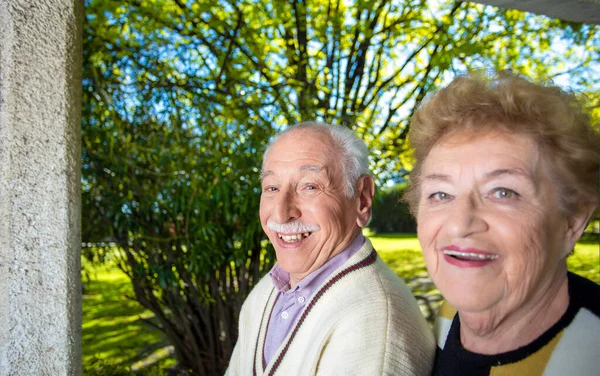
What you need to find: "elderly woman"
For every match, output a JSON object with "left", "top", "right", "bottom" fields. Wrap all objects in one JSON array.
[{"left": 404, "top": 72, "right": 600, "bottom": 375}]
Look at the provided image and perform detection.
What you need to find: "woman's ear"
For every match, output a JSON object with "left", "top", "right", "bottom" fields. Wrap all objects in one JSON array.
[
  {"left": 563, "top": 204, "right": 597, "bottom": 256},
  {"left": 356, "top": 175, "right": 375, "bottom": 228}
]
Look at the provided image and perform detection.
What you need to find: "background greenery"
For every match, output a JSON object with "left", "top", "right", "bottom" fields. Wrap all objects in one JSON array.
[
  {"left": 370, "top": 184, "right": 416, "bottom": 233},
  {"left": 82, "top": 0, "right": 599, "bottom": 374}
]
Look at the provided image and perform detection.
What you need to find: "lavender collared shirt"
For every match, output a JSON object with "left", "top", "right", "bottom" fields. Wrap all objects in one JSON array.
[{"left": 263, "top": 233, "right": 365, "bottom": 367}]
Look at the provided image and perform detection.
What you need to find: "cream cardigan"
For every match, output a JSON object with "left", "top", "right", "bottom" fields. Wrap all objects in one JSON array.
[{"left": 225, "top": 239, "right": 435, "bottom": 376}]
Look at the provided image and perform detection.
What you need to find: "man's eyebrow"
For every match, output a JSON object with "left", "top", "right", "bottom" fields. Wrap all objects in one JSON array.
[
  {"left": 299, "top": 165, "right": 322, "bottom": 173},
  {"left": 260, "top": 165, "right": 323, "bottom": 181},
  {"left": 260, "top": 170, "right": 273, "bottom": 180}
]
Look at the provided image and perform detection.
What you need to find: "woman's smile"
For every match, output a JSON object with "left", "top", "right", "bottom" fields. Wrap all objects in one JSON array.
[{"left": 441, "top": 245, "right": 500, "bottom": 267}]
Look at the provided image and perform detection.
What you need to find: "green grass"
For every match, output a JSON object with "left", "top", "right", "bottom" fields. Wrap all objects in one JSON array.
[
  {"left": 82, "top": 261, "right": 175, "bottom": 374},
  {"left": 82, "top": 233, "right": 598, "bottom": 372}
]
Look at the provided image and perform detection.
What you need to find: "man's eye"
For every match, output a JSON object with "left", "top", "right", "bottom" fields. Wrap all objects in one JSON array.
[
  {"left": 306, "top": 185, "right": 317, "bottom": 190},
  {"left": 491, "top": 187, "right": 518, "bottom": 200},
  {"left": 263, "top": 186, "right": 278, "bottom": 192},
  {"left": 429, "top": 192, "right": 451, "bottom": 201}
]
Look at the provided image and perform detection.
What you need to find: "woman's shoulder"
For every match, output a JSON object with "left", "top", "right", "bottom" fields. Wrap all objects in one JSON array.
[
  {"left": 432, "top": 301, "right": 457, "bottom": 350},
  {"left": 436, "top": 301, "right": 457, "bottom": 320},
  {"left": 567, "top": 272, "right": 600, "bottom": 317}
]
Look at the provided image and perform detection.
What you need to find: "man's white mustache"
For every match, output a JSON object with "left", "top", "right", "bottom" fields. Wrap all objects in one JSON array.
[{"left": 266, "top": 220, "right": 320, "bottom": 234}]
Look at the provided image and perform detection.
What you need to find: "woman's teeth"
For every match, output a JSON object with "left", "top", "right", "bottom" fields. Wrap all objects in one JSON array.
[
  {"left": 278, "top": 233, "right": 311, "bottom": 243},
  {"left": 443, "top": 250, "right": 499, "bottom": 261}
]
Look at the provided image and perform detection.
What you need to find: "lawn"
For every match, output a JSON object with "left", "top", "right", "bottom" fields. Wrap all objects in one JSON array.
[
  {"left": 82, "top": 261, "right": 175, "bottom": 375},
  {"left": 82, "top": 233, "right": 599, "bottom": 373}
]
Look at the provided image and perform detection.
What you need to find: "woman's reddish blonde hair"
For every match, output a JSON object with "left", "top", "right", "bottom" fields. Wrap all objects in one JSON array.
[{"left": 404, "top": 71, "right": 599, "bottom": 217}]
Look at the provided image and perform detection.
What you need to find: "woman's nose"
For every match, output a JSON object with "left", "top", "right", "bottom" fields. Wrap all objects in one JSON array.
[{"left": 445, "top": 193, "right": 488, "bottom": 238}]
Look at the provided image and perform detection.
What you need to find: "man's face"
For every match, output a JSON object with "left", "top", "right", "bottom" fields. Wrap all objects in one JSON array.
[{"left": 259, "top": 129, "right": 362, "bottom": 285}]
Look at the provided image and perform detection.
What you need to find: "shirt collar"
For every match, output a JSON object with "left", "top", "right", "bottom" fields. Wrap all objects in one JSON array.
[{"left": 269, "top": 233, "right": 365, "bottom": 294}]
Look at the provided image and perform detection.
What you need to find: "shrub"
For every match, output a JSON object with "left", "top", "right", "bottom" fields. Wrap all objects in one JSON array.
[{"left": 370, "top": 184, "right": 416, "bottom": 234}]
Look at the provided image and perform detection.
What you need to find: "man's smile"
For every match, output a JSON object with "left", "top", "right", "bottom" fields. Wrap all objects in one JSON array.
[{"left": 277, "top": 232, "right": 312, "bottom": 243}]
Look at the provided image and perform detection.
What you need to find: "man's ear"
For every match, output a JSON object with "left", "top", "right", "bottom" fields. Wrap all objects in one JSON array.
[
  {"left": 563, "top": 204, "right": 597, "bottom": 257},
  {"left": 356, "top": 175, "right": 375, "bottom": 228}
]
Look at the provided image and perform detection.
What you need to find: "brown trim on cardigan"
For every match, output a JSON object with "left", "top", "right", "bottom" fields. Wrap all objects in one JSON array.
[
  {"left": 254, "top": 249, "right": 378, "bottom": 376},
  {"left": 253, "top": 288, "right": 275, "bottom": 376}
]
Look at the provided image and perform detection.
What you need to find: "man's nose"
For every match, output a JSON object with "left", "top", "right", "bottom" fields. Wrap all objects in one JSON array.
[
  {"left": 445, "top": 193, "right": 487, "bottom": 238},
  {"left": 272, "top": 190, "right": 300, "bottom": 224}
]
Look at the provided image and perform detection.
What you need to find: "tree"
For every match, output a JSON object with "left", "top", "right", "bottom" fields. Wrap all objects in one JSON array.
[
  {"left": 83, "top": 2, "right": 276, "bottom": 372},
  {"left": 82, "top": 0, "right": 599, "bottom": 373}
]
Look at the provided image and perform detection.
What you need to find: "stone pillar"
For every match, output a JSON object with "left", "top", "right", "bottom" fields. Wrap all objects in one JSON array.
[{"left": 0, "top": 0, "right": 83, "bottom": 375}]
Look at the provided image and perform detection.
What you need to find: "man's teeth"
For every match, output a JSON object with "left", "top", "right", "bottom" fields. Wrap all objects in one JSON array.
[
  {"left": 443, "top": 250, "right": 499, "bottom": 261},
  {"left": 278, "top": 233, "right": 311, "bottom": 243}
]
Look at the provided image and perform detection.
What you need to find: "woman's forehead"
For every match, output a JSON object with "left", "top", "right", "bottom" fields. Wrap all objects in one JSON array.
[{"left": 422, "top": 131, "right": 541, "bottom": 179}]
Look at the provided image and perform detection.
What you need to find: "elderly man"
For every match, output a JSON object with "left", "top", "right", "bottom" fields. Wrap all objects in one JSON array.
[{"left": 226, "top": 122, "right": 434, "bottom": 375}]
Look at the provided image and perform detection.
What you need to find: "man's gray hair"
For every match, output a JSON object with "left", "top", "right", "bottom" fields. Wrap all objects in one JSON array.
[{"left": 262, "top": 121, "right": 371, "bottom": 198}]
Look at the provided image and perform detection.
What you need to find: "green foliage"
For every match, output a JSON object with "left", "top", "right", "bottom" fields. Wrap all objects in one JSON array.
[
  {"left": 82, "top": 0, "right": 599, "bottom": 373},
  {"left": 83, "top": 1, "right": 277, "bottom": 373},
  {"left": 370, "top": 184, "right": 416, "bottom": 233},
  {"left": 569, "top": 241, "right": 600, "bottom": 283}
]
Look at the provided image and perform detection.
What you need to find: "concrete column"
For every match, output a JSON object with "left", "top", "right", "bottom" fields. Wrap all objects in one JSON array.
[{"left": 0, "top": 0, "right": 83, "bottom": 375}]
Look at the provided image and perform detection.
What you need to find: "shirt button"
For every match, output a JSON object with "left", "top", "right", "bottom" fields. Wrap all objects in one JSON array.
[
  {"left": 281, "top": 311, "right": 289, "bottom": 319},
  {"left": 297, "top": 296, "right": 305, "bottom": 304}
]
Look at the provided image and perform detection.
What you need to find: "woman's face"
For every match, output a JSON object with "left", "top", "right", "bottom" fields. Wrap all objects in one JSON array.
[{"left": 417, "top": 131, "right": 573, "bottom": 317}]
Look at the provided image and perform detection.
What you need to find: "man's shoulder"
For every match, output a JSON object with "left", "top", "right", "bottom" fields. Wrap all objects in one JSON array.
[
  {"left": 316, "top": 251, "right": 417, "bottom": 311},
  {"left": 356, "top": 254, "right": 417, "bottom": 301},
  {"left": 239, "top": 274, "right": 275, "bottom": 312},
  {"left": 335, "top": 238, "right": 409, "bottom": 286},
  {"left": 249, "top": 273, "right": 275, "bottom": 297}
]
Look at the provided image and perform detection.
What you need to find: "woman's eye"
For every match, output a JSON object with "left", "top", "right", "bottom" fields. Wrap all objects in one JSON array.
[
  {"left": 491, "top": 187, "right": 518, "bottom": 199},
  {"left": 429, "top": 192, "right": 451, "bottom": 201}
]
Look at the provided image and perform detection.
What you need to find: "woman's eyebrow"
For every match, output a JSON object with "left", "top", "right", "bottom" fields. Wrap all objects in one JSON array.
[
  {"left": 422, "top": 173, "right": 451, "bottom": 182},
  {"left": 484, "top": 168, "right": 532, "bottom": 180},
  {"left": 422, "top": 169, "right": 535, "bottom": 185}
]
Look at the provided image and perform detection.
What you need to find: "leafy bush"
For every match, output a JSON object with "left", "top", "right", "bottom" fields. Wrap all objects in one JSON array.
[{"left": 370, "top": 184, "right": 416, "bottom": 234}]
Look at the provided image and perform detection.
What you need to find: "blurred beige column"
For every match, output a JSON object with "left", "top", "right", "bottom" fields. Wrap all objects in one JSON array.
[{"left": 0, "top": 0, "right": 83, "bottom": 375}]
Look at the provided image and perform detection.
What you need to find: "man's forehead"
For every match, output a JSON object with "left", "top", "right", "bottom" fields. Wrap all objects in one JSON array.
[
  {"left": 260, "top": 128, "right": 340, "bottom": 180},
  {"left": 272, "top": 128, "right": 334, "bottom": 153}
]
